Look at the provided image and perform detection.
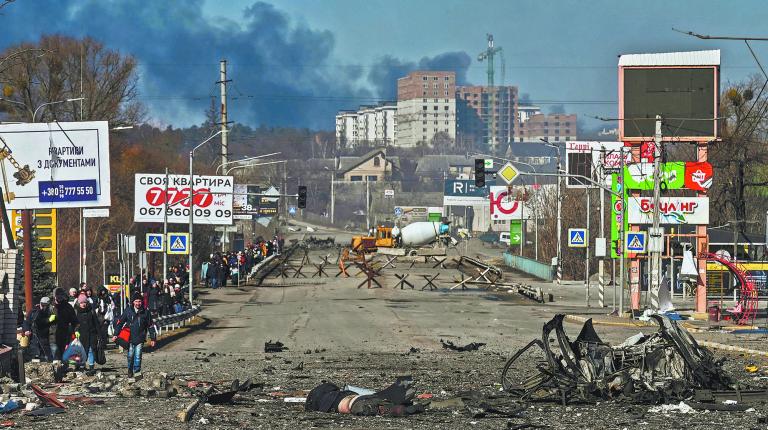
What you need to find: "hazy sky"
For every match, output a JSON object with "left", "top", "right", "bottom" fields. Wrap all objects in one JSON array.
[{"left": 2, "top": 0, "right": 767, "bottom": 130}]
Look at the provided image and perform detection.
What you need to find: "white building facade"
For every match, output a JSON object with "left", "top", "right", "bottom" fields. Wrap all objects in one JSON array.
[{"left": 335, "top": 104, "right": 396, "bottom": 147}]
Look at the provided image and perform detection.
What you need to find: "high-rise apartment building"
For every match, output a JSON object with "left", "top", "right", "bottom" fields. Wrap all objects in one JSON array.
[
  {"left": 335, "top": 103, "right": 396, "bottom": 147},
  {"left": 396, "top": 71, "right": 456, "bottom": 148},
  {"left": 516, "top": 113, "right": 577, "bottom": 142},
  {"left": 456, "top": 85, "right": 518, "bottom": 149}
]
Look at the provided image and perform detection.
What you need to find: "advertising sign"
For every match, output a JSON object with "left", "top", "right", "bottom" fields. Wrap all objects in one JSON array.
[
  {"left": 234, "top": 184, "right": 278, "bottom": 217},
  {"left": 623, "top": 162, "right": 686, "bottom": 190},
  {"left": 443, "top": 179, "right": 489, "bottom": 205},
  {"left": 395, "top": 206, "right": 429, "bottom": 224},
  {"left": 628, "top": 197, "right": 709, "bottom": 225},
  {"left": 684, "top": 162, "right": 713, "bottom": 192},
  {"left": 509, "top": 220, "right": 522, "bottom": 245},
  {"left": 134, "top": 174, "right": 233, "bottom": 225},
  {"left": 489, "top": 186, "right": 533, "bottom": 220},
  {"left": 565, "top": 141, "right": 629, "bottom": 187},
  {"left": 0, "top": 121, "right": 111, "bottom": 209}
]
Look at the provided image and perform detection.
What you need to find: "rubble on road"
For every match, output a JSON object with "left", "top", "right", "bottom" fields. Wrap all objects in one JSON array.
[
  {"left": 265, "top": 340, "right": 287, "bottom": 353},
  {"left": 441, "top": 340, "right": 486, "bottom": 352},
  {"left": 501, "top": 314, "right": 742, "bottom": 405}
]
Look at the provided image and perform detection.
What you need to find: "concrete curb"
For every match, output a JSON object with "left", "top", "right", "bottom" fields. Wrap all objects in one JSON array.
[{"left": 698, "top": 340, "right": 768, "bottom": 358}]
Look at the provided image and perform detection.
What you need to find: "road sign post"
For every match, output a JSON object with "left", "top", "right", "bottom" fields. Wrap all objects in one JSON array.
[
  {"left": 568, "top": 228, "right": 587, "bottom": 248},
  {"left": 167, "top": 233, "right": 190, "bottom": 255},
  {"left": 497, "top": 162, "right": 520, "bottom": 185},
  {"left": 146, "top": 233, "right": 165, "bottom": 252}
]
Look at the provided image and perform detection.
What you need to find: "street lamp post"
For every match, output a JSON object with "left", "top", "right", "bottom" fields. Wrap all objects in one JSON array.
[
  {"left": 188, "top": 131, "right": 223, "bottom": 305},
  {"left": 539, "top": 140, "right": 562, "bottom": 287},
  {"left": 32, "top": 98, "right": 84, "bottom": 122}
]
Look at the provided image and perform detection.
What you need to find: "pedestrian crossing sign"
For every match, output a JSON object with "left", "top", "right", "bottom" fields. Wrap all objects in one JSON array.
[
  {"left": 568, "top": 228, "right": 587, "bottom": 248},
  {"left": 145, "top": 233, "right": 164, "bottom": 252},
  {"left": 167, "top": 233, "right": 190, "bottom": 255},
  {"left": 625, "top": 231, "right": 647, "bottom": 253}
]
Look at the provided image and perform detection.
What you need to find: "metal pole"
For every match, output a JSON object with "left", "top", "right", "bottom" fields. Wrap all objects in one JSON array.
[
  {"left": 22, "top": 211, "right": 33, "bottom": 314},
  {"left": 79, "top": 209, "right": 82, "bottom": 283},
  {"left": 102, "top": 250, "right": 106, "bottom": 288},
  {"left": 598, "top": 150, "right": 606, "bottom": 308},
  {"left": 670, "top": 228, "right": 675, "bottom": 300},
  {"left": 649, "top": 115, "right": 663, "bottom": 310},
  {"left": 220, "top": 59, "right": 228, "bottom": 168},
  {"left": 556, "top": 147, "right": 562, "bottom": 287},
  {"left": 534, "top": 187, "right": 538, "bottom": 261},
  {"left": 163, "top": 168, "right": 169, "bottom": 281},
  {"left": 330, "top": 171, "right": 335, "bottom": 225},
  {"left": 83, "top": 214, "right": 87, "bottom": 286},
  {"left": 585, "top": 188, "right": 590, "bottom": 307},
  {"left": 366, "top": 176, "right": 370, "bottom": 231},
  {"left": 619, "top": 147, "right": 626, "bottom": 316},
  {"left": 519, "top": 194, "right": 524, "bottom": 257},
  {"left": 188, "top": 150, "right": 194, "bottom": 305}
]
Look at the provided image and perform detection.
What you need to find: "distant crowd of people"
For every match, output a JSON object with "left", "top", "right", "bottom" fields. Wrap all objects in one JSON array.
[{"left": 203, "top": 236, "right": 283, "bottom": 288}]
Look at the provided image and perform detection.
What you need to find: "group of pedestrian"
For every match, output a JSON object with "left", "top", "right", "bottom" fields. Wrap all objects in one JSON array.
[
  {"left": 23, "top": 283, "right": 157, "bottom": 377},
  {"left": 204, "top": 236, "right": 283, "bottom": 288},
  {"left": 128, "top": 266, "right": 191, "bottom": 317}
]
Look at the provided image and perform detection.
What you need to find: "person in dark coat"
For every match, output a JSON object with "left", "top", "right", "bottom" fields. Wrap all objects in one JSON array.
[
  {"left": 147, "top": 281, "right": 161, "bottom": 316},
  {"left": 74, "top": 294, "right": 100, "bottom": 369},
  {"left": 112, "top": 293, "right": 157, "bottom": 376},
  {"left": 23, "top": 297, "right": 53, "bottom": 361},
  {"left": 51, "top": 287, "right": 78, "bottom": 362}
]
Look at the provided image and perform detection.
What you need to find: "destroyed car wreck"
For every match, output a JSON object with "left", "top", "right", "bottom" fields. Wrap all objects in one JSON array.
[{"left": 501, "top": 314, "right": 737, "bottom": 405}]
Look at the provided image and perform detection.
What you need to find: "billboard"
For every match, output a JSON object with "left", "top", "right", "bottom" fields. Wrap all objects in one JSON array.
[
  {"left": 623, "top": 162, "right": 685, "bottom": 190},
  {"left": 0, "top": 121, "right": 111, "bottom": 209},
  {"left": 134, "top": 174, "right": 233, "bottom": 225},
  {"left": 627, "top": 197, "right": 709, "bottom": 225},
  {"left": 489, "top": 186, "right": 533, "bottom": 220},
  {"left": 623, "top": 161, "right": 713, "bottom": 191},
  {"left": 565, "top": 141, "right": 629, "bottom": 188},
  {"left": 619, "top": 50, "right": 719, "bottom": 141},
  {"left": 443, "top": 179, "right": 489, "bottom": 205}
]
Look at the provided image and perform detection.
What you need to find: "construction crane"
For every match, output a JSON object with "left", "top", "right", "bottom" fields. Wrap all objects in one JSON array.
[{"left": 477, "top": 34, "right": 503, "bottom": 152}]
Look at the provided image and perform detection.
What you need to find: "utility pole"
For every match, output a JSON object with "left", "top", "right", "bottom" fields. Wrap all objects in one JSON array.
[
  {"left": 585, "top": 188, "right": 591, "bottom": 306},
  {"left": 163, "top": 168, "right": 169, "bottom": 279},
  {"left": 330, "top": 170, "right": 335, "bottom": 225},
  {"left": 365, "top": 176, "right": 370, "bottom": 232},
  {"left": 556, "top": 148, "right": 563, "bottom": 287},
  {"left": 649, "top": 116, "right": 663, "bottom": 310},
  {"left": 219, "top": 59, "right": 229, "bottom": 168},
  {"left": 618, "top": 146, "right": 627, "bottom": 315},
  {"left": 218, "top": 59, "right": 231, "bottom": 249},
  {"left": 598, "top": 148, "right": 606, "bottom": 308}
]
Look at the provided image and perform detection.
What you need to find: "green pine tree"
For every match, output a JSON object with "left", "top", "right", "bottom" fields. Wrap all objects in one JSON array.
[{"left": 18, "top": 225, "right": 57, "bottom": 302}]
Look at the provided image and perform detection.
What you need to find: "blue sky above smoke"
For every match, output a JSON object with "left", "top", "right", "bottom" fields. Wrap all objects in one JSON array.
[
  {"left": 2, "top": 0, "right": 767, "bottom": 131},
  {"left": 0, "top": 1, "right": 472, "bottom": 129}
]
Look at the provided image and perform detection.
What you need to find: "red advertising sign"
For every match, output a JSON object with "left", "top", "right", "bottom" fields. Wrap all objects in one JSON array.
[
  {"left": 684, "top": 162, "right": 713, "bottom": 192},
  {"left": 640, "top": 142, "right": 655, "bottom": 162},
  {"left": 489, "top": 186, "right": 532, "bottom": 220}
]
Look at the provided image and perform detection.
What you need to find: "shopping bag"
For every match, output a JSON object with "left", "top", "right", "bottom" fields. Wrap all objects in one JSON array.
[{"left": 116, "top": 327, "right": 131, "bottom": 349}]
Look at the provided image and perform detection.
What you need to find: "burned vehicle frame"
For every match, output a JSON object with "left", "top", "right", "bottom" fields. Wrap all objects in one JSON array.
[{"left": 501, "top": 314, "right": 735, "bottom": 404}]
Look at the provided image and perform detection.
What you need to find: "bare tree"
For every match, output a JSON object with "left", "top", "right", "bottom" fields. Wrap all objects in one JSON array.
[
  {"left": 0, "top": 35, "right": 144, "bottom": 125},
  {"left": 709, "top": 77, "right": 768, "bottom": 239}
]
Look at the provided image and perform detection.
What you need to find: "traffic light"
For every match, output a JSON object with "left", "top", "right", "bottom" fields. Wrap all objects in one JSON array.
[
  {"left": 474, "top": 158, "right": 485, "bottom": 187},
  {"left": 297, "top": 186, "right": 307, "bottom": 209}
]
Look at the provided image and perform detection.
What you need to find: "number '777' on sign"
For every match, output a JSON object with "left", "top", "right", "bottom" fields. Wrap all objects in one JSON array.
[{"left": 133, "top": 173, "right": 234, "bottom": 225}]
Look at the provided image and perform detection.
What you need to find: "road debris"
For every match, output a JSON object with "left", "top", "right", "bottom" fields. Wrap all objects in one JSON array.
[
  {"left": 502, "top": 314, "right": 737, "bottom": 405},
  {"left": 265, "top": 340, "right": 287, "bottom": 353},
  {"left": 305, "top": 376, "right": 424, "bottom": 416},
  {"left": 441, "top": 340, "right": 486, "bottom": 352}
]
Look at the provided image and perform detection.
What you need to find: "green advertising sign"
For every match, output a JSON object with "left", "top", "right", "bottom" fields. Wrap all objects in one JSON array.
[
  {"left": 510, "top": 220, "right": 522, "bottom": 245},
  {"left": 623, "top": 162, "right": 685, "bottom": 190},
  {"left": 610, "top": 173, "right": 629, "bottom": 259}
]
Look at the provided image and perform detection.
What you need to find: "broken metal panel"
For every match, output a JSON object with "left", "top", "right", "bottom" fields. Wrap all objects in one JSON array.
[{"left": 502, "top": 314, "right": 737, "bottom": 404}]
